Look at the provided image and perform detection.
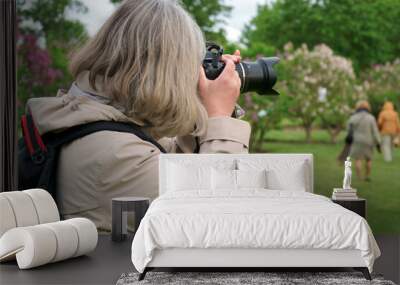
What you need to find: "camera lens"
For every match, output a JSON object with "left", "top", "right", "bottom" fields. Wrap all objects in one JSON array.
[
  {"left": 235, "top": 57, "right": 280, "bottom": 95},
  {"left": 203, "top": 43, "right": 280, "bottom": 95}
]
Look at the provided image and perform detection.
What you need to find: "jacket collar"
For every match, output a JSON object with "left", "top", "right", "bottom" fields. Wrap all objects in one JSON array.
[
  {"left": 72, "top": 71, "right": 127, "bottom": 114},
  {"left": 75, "top": 71, "right": 107, "bottom": 97}
]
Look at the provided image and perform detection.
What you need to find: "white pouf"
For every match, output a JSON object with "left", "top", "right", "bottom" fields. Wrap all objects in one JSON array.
[
  {"left": 1, "top": 191, "right": 40, "bottom": 227},
  {"left": 0, "top": 218, "right": 98, "bottom": 269},
  {"left": 0, "top": 189, "right": 98, "bottom": 269},
  {"left": 0, "top": 196, "right": 17, "bottom": 237},
  {"left": 0, "top": 189, "right": 60, "bottom": 236},
  {"left": 24, "top": 189, "right": 60, "bottom": 224}
]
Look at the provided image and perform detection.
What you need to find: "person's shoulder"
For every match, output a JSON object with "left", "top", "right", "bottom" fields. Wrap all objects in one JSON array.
[
  {"left": 363, "top": 113, "right": 378, "bottom": 125},
  {"left": 93, "top": 130, "right": 160, "bottom": 153},
  {"left": 349, "top": 112, "right": 359, "bottom": 121},
  {"left": 66, "top": 130, "right": 160, "bottom": 161}
]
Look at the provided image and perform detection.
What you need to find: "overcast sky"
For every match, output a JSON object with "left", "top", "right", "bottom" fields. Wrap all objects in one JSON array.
[{"left": 69, "top": 0, "right": 267, "bottom": 42}]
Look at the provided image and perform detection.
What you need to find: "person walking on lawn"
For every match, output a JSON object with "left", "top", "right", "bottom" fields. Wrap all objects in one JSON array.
[
  {"left": 347, "top": 100, "right": 381, "bottom": 181},
  {"left": 378, "top": 101, "right": 400, "bottom": 162}
]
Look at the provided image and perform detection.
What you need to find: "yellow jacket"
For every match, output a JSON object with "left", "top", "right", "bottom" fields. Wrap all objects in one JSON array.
[{"left": 378, "top": 102, "right": 400, "bottom": 135}]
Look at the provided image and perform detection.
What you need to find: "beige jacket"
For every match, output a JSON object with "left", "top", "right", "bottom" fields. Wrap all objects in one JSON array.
[{"left": 27, "top": 75, "right": 251, "bottom": 230}]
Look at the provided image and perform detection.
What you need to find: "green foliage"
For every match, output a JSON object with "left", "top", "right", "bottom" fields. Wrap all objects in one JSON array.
[
  {"left": 222, "top": 42, "right": 241, "bottom": 55},
  {"left": 243, "top": 0, "right": 400, "bottom": 71},
  {"left": 240, "top": 42, "right": 276, "bottom": 59},
  {"left": 19, "top": 0, "right": 87, "bottom": 31},
  {"left": 181, "top": 0, "right": 231, "bottom": 43}
]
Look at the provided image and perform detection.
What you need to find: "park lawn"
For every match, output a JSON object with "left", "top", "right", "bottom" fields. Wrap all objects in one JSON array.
[
  {"left": 260, "top": 140, "right": 400, "bottom": 234},
  {"left": 265, "top": 128, "right": 346, "bottom": 143}
]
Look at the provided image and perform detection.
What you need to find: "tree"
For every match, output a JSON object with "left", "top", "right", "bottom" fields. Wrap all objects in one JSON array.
[
  {"left": 111, "top": 0, "right": 232, "bottom": 44},
  {"left": 240, "top": 93, "right": 288, "bottom": 151},
  {"left": 361, "top": 59, "right": 400, "bottom": 116},
  {"left": 181, "top": 0, "right": 231, "bottom": 44},
  {"left": 243, "top": 0, "right": 400, "bottom": 71},
  {"left": 279, "top": 43, "right": 363, "bottom": 143},
  {"left": 17, "top": 0, "right": 88, "bottom": 113}
]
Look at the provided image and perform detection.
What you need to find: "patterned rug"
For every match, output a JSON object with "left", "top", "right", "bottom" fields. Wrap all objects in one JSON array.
[{"left": 116, "top": 271, "right": 396, "bottom": 285}]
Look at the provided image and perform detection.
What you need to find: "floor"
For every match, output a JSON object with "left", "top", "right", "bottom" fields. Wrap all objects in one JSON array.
[
  {"left": 0, "top": 234, "right": 133, "bottom": 285},
  {"left": 374, "top": 235, "right": 400, "bottom": 284},
  {"left": 0, "top": 234, "right": 399, "bottom": 285}
]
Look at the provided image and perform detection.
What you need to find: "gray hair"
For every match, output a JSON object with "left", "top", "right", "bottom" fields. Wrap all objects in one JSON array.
[{"left": 70, "top": 0, "right": 207, "bottom": 138}]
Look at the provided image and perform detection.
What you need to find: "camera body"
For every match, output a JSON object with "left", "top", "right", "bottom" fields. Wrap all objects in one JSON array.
[{"left": 202, "top": 43, "right": 279, "bottom": 95}]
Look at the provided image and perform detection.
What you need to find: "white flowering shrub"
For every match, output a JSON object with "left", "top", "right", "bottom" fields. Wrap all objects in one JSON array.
[{"left": 279, "top": 43, "right": 364, "bottom": 142}]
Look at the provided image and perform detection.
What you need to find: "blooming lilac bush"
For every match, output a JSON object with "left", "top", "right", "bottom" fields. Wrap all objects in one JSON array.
[
  {"left": 16, "top": 0, "right": 88, "bottom": 116},
  {"left": 16, "top": 18, "right": 63, "bottom": 115},
  {"left": 18, "top": 32, "right": 62, "bottom": 86},
  {"left": 361, "top": 59, "right": 400, "bottom": 115},
  {"left": 279, "top": 43, "right": 365, "bottom": 142}
]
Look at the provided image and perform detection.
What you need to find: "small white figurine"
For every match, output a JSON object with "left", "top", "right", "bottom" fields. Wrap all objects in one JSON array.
[{"left": 343, "top": 157, "right": 352, "bottom": 190}]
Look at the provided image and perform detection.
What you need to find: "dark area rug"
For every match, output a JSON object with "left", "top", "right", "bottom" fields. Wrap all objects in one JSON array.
[{"left": 116, "top": 272, "right": 396, "bottom": 285}]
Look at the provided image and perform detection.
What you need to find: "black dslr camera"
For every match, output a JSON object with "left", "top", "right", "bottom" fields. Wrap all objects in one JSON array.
[{"left": 203, "top": 43, "right": 280, "bottom": 95}]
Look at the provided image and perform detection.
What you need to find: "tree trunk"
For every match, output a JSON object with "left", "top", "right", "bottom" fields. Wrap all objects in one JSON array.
[
  {"left": 328, "top": 127, "right": 342, "bottom": 144},
  {"left": 256, "top": 128, "right": 267, "bottom": 151},
  {"left": 249, "top": 123, "right": 259, "bottom": 152},
  {"left": 304, "top": 125, "right": 312, "bottom": 143}
]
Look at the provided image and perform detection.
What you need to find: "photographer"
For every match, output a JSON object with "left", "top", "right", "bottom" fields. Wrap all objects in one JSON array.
[{"left": 26, "top": 0, "right": 250, "bottom": 230}]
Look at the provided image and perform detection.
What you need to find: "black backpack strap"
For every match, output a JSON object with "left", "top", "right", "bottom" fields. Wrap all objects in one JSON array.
[
  {"left": 194, "top": 137, "right": 200, "bottom": 153},
  {"left": 43, "top": 121, "right": 167, "bottom": 153},
  {"left": 19, "top": 119, "right": 166, "bottom": 200}
]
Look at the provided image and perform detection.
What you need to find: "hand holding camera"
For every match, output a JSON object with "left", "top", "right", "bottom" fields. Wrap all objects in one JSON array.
[
  {"left": 199, "top": 43, "right": 280, "bottom": 118},
  {"left": 198, "top": 50, "right": 242, "bottom": 118}
]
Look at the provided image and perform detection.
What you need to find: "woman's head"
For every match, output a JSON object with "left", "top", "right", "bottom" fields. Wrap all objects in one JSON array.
[
  {"left": 355, "top": 100, "right": 371, "bottom": 112},
  {"left": 382, "top": 101, "right": 394, "bottom": 111},
  {"left": 70, "top": 0, "right": 207, "bottom": 138}
]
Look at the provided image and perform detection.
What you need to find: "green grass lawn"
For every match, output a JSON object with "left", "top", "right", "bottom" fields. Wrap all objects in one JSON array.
[
  {"left": 259, "top": 132, "right": 400, "bottom": 234},
  {"left": 265, "top": 128, "right": 346, "bottom": 143}
]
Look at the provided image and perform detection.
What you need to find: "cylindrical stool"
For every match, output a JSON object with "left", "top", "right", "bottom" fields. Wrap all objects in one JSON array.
[{"left": 111, "top": 197, "right": 150, "bottom": 242}]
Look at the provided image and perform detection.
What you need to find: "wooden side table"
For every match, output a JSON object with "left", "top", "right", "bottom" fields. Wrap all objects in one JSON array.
[
  {"left": 332, "top": 198, "right": 366, "bottom": 218},
  {"left": 111, "top": 197, "right": 150, "bottom": 242}
]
